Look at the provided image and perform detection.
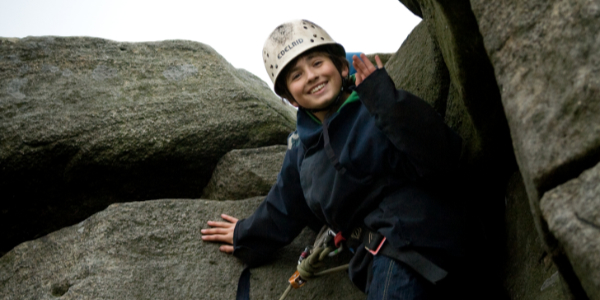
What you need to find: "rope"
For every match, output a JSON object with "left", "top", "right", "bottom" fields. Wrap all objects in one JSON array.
[
  {"left": 315, "top": 264, "right": 349, "bottom": 276},
  {"left": 279, "top": 227, "right": 348, "bottom": 300},
  {"left": 297, "top": 247, "right": 330, "bottom": 278},
  {"left": 279, "top": 285, "right": 292, "bottom": 300},
  {"left": 279, "top": 264, "right": 349, "bottom": 300}
]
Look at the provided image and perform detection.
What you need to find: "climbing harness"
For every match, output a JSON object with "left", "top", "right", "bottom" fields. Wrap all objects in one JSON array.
[
  {"left": 348, "top": 226, "right": 449, "bottom": 285},
  {"left": 236, "top": 224, "right": 449, "bottom": 300},
  {"left": 279, "top": 226, "right": 349, "bottom": 300}
]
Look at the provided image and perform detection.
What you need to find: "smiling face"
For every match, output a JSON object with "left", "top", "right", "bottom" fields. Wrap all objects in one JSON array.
[{"left": 285, "top": 52, "right": 349, "bottom": 114}]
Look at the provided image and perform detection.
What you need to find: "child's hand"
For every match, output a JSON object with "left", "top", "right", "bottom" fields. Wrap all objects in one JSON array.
[
  {"left": 201, "top": 214, "right": 238, "bottom": 253},
  {"left": 352, "top": 53, "right": 384, "bottom": 86}
]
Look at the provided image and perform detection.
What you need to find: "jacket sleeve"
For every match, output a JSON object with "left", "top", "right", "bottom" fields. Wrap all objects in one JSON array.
[
  {"left": 355, "top": 68, "right": 462, "bottom": 179},
  {"left": 232, "top": 146, "right": 322, "bottom": 267}
]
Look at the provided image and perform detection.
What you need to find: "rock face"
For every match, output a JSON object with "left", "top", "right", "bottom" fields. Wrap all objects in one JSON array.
[
  {"left": 471, "top": 0, "right": 600, "bottom": 298},
  {"left": 389, "top": 0, "right": 600, "bottom": 298},
  {"left": 0, "top": 37, "right": 296, "bottom": 254},
  {"left": 385, "top": 1, "right": 515, "bottom": 297},
  {"left": 202, "top": 145, "right": 287, "bottom": 200},
  {"left": 386, "top": 21, "right": 449, "bottom": 117},
  {"left": 0, "top": 198, "right": 363, "bottom": 300},
  {"left": 541, "top": 162, "right": 600, "bottom": 300},
  {"left": 504, "top": 172, "right": 564, "bottom": 300},
  {"left": 472, "top": 0, "right": 600, "bottom": 194},
  {"left": 1, "top": 0, "right": 599, "bottom": 297}
]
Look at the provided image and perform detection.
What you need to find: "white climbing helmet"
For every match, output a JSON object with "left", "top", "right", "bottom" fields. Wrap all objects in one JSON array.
[{"left": 262, "top": 19, "right": 345, "bottom": 86}]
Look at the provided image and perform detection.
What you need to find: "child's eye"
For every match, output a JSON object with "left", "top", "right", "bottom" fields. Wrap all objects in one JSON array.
[
  {"left": 314, "top": 60, "right": 322, "bottom": 67},
  {"left": 290, "top": 72, "right": 301, "bottom": 81}
]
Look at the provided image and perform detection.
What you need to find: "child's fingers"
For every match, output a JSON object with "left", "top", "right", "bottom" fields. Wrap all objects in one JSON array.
[
  {"left": 201, "top": 227, "right": 231, "bottom": 235},
  {"left": 201, "top": 215, "right": 235, "bottom": 246},
  {"left": 220, "top": 214, "right": 238, "bottom": 223},
  {"left": 353, "top": 57, "right": 368, "bottom": 84},
  {"left": 220, "top": 245, "right": 234, "bottom": 253},
  {"left": 201, "top": 233, "right": 229, "bottom": 242},
  {"left": 353, "top": 55, "right": 367, "bottom": 72},
  {"left": 375, "top": 55, "right": 383, "bottom": 69},
  {"left": 360, "top": 53, "right": 377, "bottom": 72},
  {"left": 206, "top": 221, "right": 234, "bottom": 228},
  {"left": 355, "top": 73, "right": 363, "bottom": 86}
]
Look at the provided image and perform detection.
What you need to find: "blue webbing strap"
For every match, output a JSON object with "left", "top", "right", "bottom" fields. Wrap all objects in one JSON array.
[{"left": 236, "top": 265, "right": 251, "bottom": 300}]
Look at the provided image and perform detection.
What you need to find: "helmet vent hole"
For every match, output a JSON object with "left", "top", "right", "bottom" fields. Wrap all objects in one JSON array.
[
  {"left": 310, "top": 39, "right": 314, "bottom": 42},
  {"left": 311, "top": 25, "right": 315, "bottom": 28},
  {"left": 313, "top": 34, "right": 317, "bottom": 37},
  {"left": 267, "top": 54, "right": 269, "bottom": 57},
  {"left": 272, "top": 73, "right": 274, "bottom": 77},
  {"left": 321, "top": 37, "right": 324, "bottom": 40},
  {"left": 275, "top": 65, "right": 278, "bottom": 69},
  {"left": 270, "top": 65, "right": 273, "bottom": 69},
  {"left": 304, "top": 26, "right": 308, "bottom": 29}
]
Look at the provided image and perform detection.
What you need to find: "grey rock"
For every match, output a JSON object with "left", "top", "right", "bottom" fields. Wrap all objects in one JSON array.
[
  {"left": 91, "top": 65, "right": 118, "bottom": 81},
  {"left": 504, "top": 172, "right": 566, "bottom": 300},
  {"left": 390, "top": 5, "right": 515, "bottom": 295},
  {"left": 162, "top": 64, "right": 198, "bottom": 81},
  {"left": 364, "top": 53, "right": 392, "bottom": 68},
  {"left": 541, "top": 162, "right": 600, "bottom": 300},
  {"left": 418, "top": 0, "right": 512, "bottom": 167},
  {"left": 6, "top": 77, "right": 27, "bottom": 99},
  {"left": 0, "top": 198, "right": 363, "bottom": 300},
  {"left": 444, "top": 82, "right": 480, "bottom": 163},
  {"left": 0, "top": 36, "right": 297, "bottom": 254},
  {"left": 385, "top": 21, "right": 450, "bottom": 117},
  {"left": 471, "top": 0, "right": 600, "bottom": 295},
  {"left": 202, "top": 145, "right": 287, "bottom": 200},
  {"left": 384, "top": 13, "right": 489, "bottom": 165},
  {"left": 471, "top": 0, "right": 600, "bottom": 195}
]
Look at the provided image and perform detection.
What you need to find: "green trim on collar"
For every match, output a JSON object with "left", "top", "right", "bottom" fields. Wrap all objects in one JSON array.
[
  {"left": 305, "top": 90, "right": 359, "bottom": 124},
  {"left": 338, "top": 91, "right": 359, "bottom": 112},
  {"left": 306, "top": 110, "right": 322, "bottom": 125}
]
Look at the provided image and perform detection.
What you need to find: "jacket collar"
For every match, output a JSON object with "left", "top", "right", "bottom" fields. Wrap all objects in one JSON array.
[{"left": 296, "top": 90, "right": 360, "bottom": 147}]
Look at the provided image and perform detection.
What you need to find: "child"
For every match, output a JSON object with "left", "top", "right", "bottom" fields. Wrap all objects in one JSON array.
[{"left": 201, "top": 19, "right": 471, "bottom": 299}]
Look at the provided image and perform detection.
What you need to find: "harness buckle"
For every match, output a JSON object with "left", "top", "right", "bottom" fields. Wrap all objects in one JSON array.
[{"left": 365, "top": 233, "right": 386, "bottom": 255}]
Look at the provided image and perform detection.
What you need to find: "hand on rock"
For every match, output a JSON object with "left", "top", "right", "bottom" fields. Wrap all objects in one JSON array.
[
  {"left": 201, "top": 214, "right": 238, "bottom": 253},
  {"left": 352, "top": 53, "right": 383, "bottom": 86}
]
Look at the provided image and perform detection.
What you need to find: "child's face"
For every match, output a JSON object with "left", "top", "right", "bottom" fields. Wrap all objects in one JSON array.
[{"left": 285, "top": 52, "right": 348, "bottom": 110}]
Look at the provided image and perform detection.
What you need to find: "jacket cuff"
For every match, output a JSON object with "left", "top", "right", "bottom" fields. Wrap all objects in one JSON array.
[{"left": 355, "top": 68, "right": 397, "bottom": 114}]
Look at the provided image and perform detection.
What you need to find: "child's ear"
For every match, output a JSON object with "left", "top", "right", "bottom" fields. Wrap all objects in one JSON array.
[{"left": 341, "top": 64, "right": 349, "bottom": 78}]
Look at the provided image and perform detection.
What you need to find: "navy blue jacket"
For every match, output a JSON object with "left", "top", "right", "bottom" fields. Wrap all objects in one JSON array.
[{"left": 233, "top": 69, "right": 468, "bottom": 289}]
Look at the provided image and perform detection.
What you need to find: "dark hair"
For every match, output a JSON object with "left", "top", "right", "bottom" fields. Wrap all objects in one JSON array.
[{"left": 274, "top": 45, "right": 349, "bottom": 105}]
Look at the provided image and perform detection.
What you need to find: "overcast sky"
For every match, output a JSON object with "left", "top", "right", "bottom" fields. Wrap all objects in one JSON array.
[{"left": 0, "top": 0, "right": 421, "bottom": 86}]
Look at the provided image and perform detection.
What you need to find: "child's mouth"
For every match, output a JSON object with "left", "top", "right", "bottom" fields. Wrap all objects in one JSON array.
[{"left": 310, "top": 82, "right": 327, "bottom": 94}]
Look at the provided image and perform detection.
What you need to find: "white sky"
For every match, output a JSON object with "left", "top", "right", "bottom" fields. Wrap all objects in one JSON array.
[{"left": 0, "top": 0, "right": 421, "bottom": 87}]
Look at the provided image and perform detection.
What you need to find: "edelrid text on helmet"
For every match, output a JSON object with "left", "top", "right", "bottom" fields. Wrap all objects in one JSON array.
[
  {"left": 277, "top": 39, "right": 304, "bottom": 59},
  {"left": 262, "top": 19, "right": 345, "bottom": 86}
]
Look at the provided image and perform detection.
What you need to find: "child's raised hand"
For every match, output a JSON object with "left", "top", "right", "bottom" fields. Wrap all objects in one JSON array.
[
  {"left": 352, "top": 53, "right": 384, "bottom": 86},
  {"left": 201, "top": 214, "right": 238, "bottom": 253}
]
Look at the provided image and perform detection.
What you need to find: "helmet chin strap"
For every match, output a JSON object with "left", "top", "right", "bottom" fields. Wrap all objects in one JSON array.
[{"left": 306, "top": 77, "right": 348, "bottom": 114}]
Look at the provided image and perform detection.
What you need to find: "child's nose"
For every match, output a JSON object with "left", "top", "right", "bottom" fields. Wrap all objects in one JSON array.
[{"left": 306, "top": 69, "right": 318, "bottom": 82}]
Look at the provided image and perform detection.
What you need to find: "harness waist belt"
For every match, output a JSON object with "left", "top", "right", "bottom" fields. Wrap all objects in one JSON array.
[{"left": 354, "top": 228, "right": 448, "bottom": 284}]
